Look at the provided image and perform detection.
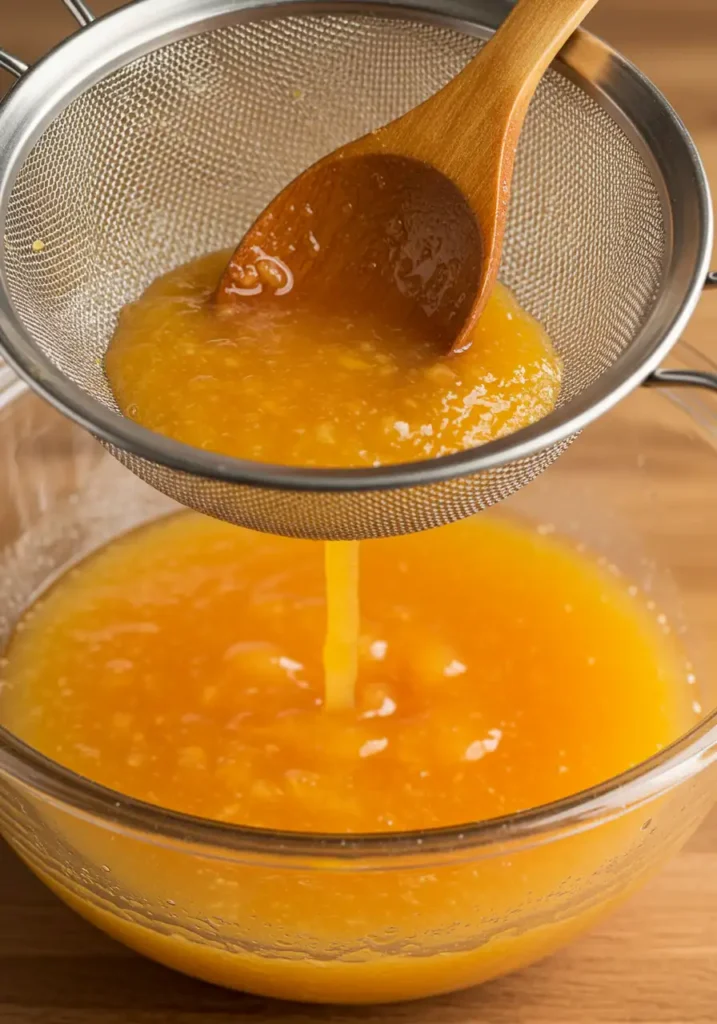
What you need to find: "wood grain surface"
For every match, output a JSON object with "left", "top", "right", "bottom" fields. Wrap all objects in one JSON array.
[{"left": 1, "top": 0, "right": 716, "bottom": 1021}]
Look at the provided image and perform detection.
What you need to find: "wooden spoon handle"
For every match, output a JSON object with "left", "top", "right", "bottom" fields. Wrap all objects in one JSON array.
[
  {"left": 386, "top": 0, "right": 600, "bottom": 346},
  {"left": 405, "top": 0, "right": 601, "bottom": 169},
  {"left": 475, "top": 0, "right": 601, "bottom": 114}
]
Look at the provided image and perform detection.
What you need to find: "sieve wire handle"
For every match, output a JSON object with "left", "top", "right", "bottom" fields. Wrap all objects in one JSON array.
[
  {"left": 0, "top": 0, "right": 94, "bottom": 81},
  {"left": 644, "top": 369, "right": 717, "bottom": 393},
  {"left": 0, "top": 50, "right": 28, "bottom": 80},
  {"left": 62, "top": 0, "right": 96, "bottom": 27},
  {"left": 644, "top": 272, "right": 717, "bottom": 392}
]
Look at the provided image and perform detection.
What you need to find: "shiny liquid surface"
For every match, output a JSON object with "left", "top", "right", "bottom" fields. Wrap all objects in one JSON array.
[
  {"left": 1, "top": 512, "right": 696, "bottom": 834},
  {"left": 105, "top": 251, "right": 561, "bottom": 468}
]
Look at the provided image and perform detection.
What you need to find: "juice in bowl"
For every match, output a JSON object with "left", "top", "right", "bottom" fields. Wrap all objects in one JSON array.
[
  {"left": 0, "top": 507, "right": 706, "bottom": 1002},
  {"left": 1, "top": 292, "right": 717, "bottom": 1002}
]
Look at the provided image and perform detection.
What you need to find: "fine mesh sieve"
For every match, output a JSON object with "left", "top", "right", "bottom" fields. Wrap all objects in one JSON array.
[{"left": 0, "top": 0, "right": 713, "bottom": 540}]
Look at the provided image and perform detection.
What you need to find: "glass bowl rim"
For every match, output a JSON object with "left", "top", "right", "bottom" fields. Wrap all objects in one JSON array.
[{"left": 1, "top": 343, "right": 717, "bottom": 863}]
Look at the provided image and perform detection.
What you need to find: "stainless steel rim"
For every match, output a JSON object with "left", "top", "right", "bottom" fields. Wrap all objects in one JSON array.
[{"left": 0, "top": 0, "right": 712, "bottom": 493}]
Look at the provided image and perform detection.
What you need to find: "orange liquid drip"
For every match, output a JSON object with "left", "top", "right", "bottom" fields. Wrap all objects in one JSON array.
[{"left": 323, "top": 541, "right": 360, "bottom": 711}]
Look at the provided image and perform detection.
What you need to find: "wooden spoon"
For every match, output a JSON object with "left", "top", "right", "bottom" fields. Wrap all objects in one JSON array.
[{"left": 216, "top": 0, "right": 599, "bottom": 353}]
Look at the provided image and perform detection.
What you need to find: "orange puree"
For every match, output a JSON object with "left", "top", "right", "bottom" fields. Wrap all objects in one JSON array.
[
  {"left": 0, "top": 512, "right": 699, "bottom": 1001},
  {"left": 104, "top": 250, "right": 561, "bottom": 468}
]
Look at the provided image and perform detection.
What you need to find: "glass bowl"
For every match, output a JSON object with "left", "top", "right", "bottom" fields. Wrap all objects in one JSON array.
[{"left": 0, "top": 342, "right": 716, "bottom": 1005}]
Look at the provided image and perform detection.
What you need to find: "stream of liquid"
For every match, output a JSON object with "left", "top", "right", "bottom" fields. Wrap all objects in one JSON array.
[{"left": 323, "top": 541, "right": 360, "bottom": 711}]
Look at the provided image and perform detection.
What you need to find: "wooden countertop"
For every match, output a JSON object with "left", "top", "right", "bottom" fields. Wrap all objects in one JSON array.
[{"left": 1, "top": 0, "right": 716, "bottom": 1021}]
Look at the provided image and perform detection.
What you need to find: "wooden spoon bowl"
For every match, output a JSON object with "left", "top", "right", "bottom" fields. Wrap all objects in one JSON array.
[{"left": 216, "top": 0, "right": 599, "bottom": 353}]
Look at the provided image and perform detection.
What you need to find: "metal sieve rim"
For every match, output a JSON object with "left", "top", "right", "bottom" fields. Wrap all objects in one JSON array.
[{"left": 0, "top": 0, "right": 712, "bottom": 494}]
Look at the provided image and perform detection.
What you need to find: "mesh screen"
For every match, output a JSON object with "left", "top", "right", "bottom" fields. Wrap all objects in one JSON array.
[{"left": 2, "top": 13, "right": 665, "bottom": 538}]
